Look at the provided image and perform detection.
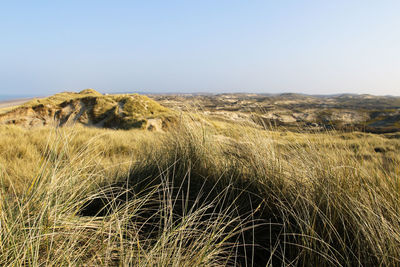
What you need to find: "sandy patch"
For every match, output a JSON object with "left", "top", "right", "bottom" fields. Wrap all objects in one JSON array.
[{"left": 0, "top": 98, "right": 34, "bottom": 109}]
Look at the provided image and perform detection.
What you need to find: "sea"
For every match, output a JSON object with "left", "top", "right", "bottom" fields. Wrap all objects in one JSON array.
[{"left": 0, "top": 94, "right": 37, "bottom": 101}]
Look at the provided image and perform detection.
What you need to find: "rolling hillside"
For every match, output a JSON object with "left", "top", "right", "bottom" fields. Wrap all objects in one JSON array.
[{"left": 0, "top": 89, "right": 175, "bottom": 130}]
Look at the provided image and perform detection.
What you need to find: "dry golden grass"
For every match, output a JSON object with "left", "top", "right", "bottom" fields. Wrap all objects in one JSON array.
[
  {"left": 0, "top": 125, "right": 158, "bottom": 193},
  {"left": 0, "top": 89, "right": 174, "bottom": 130},
  {"left": 21, "top": 89, "right": 102, "bottom": 107},
  {"left": 20, "top": 89, "right": 170, "bottom": 119},
  {"left": 0, "top": 106, "right": 19, "bottom": 115},
  {"left": 1, "top": 115, "right": 400, "bottom": 266}
]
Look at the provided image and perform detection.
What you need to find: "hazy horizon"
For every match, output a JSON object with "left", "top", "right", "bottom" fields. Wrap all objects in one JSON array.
[
  {"left": 1, "top": 89, "right": 400, "bottom": 101},
  {"left": 1, "top": 1, "right": 399, "bottom": 96}
]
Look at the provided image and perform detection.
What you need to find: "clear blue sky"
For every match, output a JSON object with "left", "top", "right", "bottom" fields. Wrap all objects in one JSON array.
[{"left": 1, "top": 0, "right": 399, "bottom": 96}]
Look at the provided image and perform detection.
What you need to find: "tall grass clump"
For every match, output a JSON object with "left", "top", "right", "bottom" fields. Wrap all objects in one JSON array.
[
  {"left": 1, "top": 114, "right": 400, "bottom": 266},
  {"left": 0, "top": 127, "right": 252, "bottom": 266},
  {"left": 124, "top": 115, "right": 400, "bottom": 266}
]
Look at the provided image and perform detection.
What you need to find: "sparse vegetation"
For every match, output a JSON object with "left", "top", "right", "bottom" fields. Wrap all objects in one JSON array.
[{"left": 153, "top": 93, "right": 400, "bottom": 133}]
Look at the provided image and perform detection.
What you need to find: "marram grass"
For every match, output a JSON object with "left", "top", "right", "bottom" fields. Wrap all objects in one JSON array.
[{"left": 0, "top": 116, "right": 400, "bottom": 266}]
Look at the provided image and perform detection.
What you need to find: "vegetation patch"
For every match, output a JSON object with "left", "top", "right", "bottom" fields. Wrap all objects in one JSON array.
[
  {"left": 1, "top": 116, "right": 400, "bottom": 266},
  {"left": 0, "top": 89, "right": 175, "bottom": 130}
]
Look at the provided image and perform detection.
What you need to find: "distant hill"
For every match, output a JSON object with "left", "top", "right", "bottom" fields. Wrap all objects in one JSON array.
[
  {"left": 0, "top": 89, "right": 175, "bottom": 130},
  {"left": 151, "top": 93, "right": 400, "bottom": 133}
]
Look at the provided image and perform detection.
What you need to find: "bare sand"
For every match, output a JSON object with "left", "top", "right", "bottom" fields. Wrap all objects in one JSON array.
[{"left": 0, "top": 98, "right": 34, "bottom": 109}]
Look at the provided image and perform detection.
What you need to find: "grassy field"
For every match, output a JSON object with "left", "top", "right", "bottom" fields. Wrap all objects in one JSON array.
[{"left": 1, "top": 115, "right": 400, "bottom": 266}]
